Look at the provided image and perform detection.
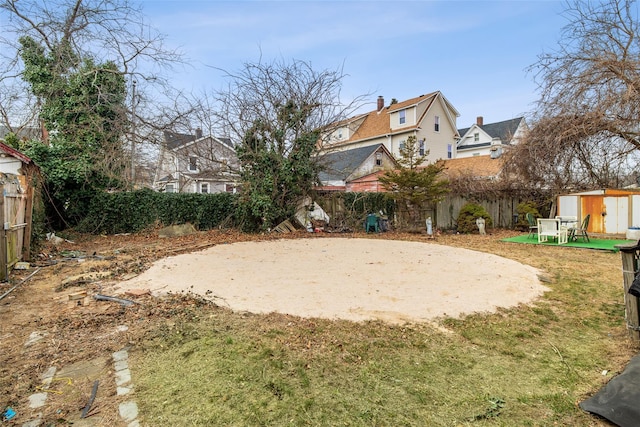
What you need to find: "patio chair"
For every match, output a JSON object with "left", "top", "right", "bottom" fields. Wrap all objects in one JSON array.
[
  {"left": 573, "top": 214, "right": 590, "bottom": 243},
  {"left": 537, "top": 218, "right": 568, "bottom": 244},
  {"left": 526, "top": 213, "right": 538, "bottom": 239},
  {"left": 365, "top": 214, "right": 379, "bottom": 233}
]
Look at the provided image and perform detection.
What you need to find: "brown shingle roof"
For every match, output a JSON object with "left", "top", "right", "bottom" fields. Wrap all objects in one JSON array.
[
  {"left": 347, "top": 92, "right": 439, "bottom": 143},
  {"left": 387, "top": 92, "right": 437, "bottom": 113},
  {"left": 442, "top": 155, "right": 504, "bottom": 179}
]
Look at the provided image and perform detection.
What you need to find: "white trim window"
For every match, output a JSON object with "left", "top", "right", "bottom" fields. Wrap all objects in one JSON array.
[
  {"left": 447, "top": 144, "right": 452, "bottom": 159},
  {"left": 434, "top": 116, "right": 440, "bottom": 132},
  {"left": 399, "top": 109, "right": 406, "bottom": 125},
  {"left": 474, "top": 133, "right": 479, "bottom": 142},
  {"left": 188, "top": 156, "right": 198, "bottom": 171},
  {"left": 375, "top": 151, "right": 383, "bottom": 166},
  {"left": 419, "top": 139, "right": 425, "bottom": 156},
  {"left": 165, "top": 183, "right": 176, "bottom": 193},
  {"left": 200, "top": 182, "right": 209, "bottom": 194}
]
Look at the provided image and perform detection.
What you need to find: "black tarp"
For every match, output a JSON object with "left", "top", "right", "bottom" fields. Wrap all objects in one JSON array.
[{"left": 579, "top": 353, "right": 640, "bottom": 427}]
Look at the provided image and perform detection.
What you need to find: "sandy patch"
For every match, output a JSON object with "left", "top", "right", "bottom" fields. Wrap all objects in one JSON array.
[{"left": 113, "top": 238, "right": 548, "bottom": 324}]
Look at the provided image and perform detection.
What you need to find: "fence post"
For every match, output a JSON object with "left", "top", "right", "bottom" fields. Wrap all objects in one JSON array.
[
  {"left": 22, "top": 183, "right": 34, "bottom": 261},
  {"left": 0, "top": 185, "right": 5, "bottom": 282},
  {"left": 615, "top": 242, "right": 640, "bottom": 341}
]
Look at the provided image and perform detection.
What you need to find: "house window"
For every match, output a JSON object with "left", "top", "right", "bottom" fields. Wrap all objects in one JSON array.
[
  {"left": 399, "top": 140, "right": 406, "bottom": 150},
  {"left": 474, "top": 133, "right": 479, "bottom": 142},
  {"left": 447, "top": 144, "right": 452, "bottom": 159},
  {"left": 200, "top": 182, "right": 209, "bottom": 194},
  {"left": 434, "top": 116, "right": 440, "bottom": 132},
  {"left": 375, "top": 151, "right": 382, "bottom": 166},
  {"left": 165, "top": 183, "right": 175, "bottom": 193},
  {"left": 188, "top": 156, "right": 197, "bottom": 171},
  {"left": 399, "top": 109, "right": 406, "bottom": 125},
  {"left": 337, "top": 129, "right": 343, "bottom": 139},
  {"left": 419, "top": 139, "right": 425, "bottom": 156}
]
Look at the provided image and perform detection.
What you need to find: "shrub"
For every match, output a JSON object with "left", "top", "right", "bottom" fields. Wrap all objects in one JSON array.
[
  {"left": 456, "top": 203, "right": 493, "bottom": 233},
  {"left": 516, "top": 201, "right": 541, "bottom": 228},
  {"left": 77, "top": 189, "right": 236, "bottom": 234}
]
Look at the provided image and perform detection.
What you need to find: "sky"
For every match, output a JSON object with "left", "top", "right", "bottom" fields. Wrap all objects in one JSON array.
[{"left": 140, "top": 0, "right": 569, "bottom": 129}]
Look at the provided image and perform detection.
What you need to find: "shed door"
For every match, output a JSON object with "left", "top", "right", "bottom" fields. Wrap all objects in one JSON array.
[
  {"left": 558, "top": 195, "right": 579, "bottom": 218},
  {"left": 604, "top": 197, "right": 628, "bottom": 234}
]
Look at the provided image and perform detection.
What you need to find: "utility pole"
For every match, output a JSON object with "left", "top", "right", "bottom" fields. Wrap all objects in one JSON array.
[{"left": 130, "top": 78, "right": 137, "bottom": 185}]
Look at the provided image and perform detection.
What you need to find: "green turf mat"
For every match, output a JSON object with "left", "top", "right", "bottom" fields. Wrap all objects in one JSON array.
[{"left": 502, "top": 234, "right": 635, "bottom": 252}]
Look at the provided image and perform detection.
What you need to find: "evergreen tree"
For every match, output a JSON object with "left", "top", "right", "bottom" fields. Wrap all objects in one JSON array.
[{"left": 379, "top": 135, "right": 449, "bottom": 228}]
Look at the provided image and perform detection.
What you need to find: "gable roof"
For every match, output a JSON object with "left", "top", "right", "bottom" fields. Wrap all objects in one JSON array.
[
  {"left": 164, "top": 131, "right": 196, "bottom": 150},
  {"left": 164, "top": 131, "right": 234, "bottom": 152},
  {"left": 318, "top": 144, "right": 387, "bottom": 182},
  {"left": 336, "top": 91, "right": 459, "bottom": 145},
  {"left": 458, "top": 117, "right": 524, "bottom": 146},
  {"left": 442, "top": 155, "right": 504, "bottom": 179}
]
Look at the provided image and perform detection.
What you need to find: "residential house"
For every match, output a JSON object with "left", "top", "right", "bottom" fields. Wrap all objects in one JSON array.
[
  {"left": 154, "top": 129, "right": 239, "bottom": 194},
  {"left": 316, "top": 144, "right": 397, "bottom": 192},
  {"left": 456, "top": 116, "right": 527, "bottom": 159},
  {"left": 323, "top": 92, "right": 460, "bottom": 162}
]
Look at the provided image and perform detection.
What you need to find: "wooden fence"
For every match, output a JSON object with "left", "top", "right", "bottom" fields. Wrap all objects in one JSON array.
[
  {"left": 0, "top": 173, "right": 34, "bottom": 281},
  {"left": 436, "top": 194, "right": 527, "bottom": 230},
  {"left": 316, "top": 192, "right": 533, "bottom": 232}
]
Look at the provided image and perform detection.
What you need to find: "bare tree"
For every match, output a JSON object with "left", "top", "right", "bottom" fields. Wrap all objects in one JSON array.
[
  {"left": 522, "top": 0, "right": 640, "bottom": 189},
  {"left": 210, "top": 58, "right": 368, "bottom": 230},
  {"left": 0, "top": 0, "right": 195, "bottom": 180}
]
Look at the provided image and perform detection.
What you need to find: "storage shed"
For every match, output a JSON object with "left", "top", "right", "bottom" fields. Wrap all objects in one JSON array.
[{"left": 557, "top": 189, "right": 640, "bottom": 236}]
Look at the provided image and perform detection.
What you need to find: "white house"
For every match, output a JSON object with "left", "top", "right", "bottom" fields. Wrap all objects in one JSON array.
[
  {"left": 154, "top": 129, "right": 239, "bottom": 194},
  {"left": 456, "top": 116, "right": 527, "bottom": 159},
  {"left": 323, "top": 92, "right": 460, "bottom": 163}
]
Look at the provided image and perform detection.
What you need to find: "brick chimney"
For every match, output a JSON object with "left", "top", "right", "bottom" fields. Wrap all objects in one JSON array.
[
  {"left": 476, "top": 116, "right": 483, "bottom": 126},
  {"left": 195, "top": 128, "right": 203, "bottom": 139},
  {"left": 377, "top": 96, "right": 384, "bottom": 111}
]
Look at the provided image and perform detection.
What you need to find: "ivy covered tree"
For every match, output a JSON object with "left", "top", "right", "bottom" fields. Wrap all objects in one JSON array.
[
  {"left": 19, "top": 35, "right": 127, "bottom": 227},
  {"left": 379, "top": 135, "right": 449, "bottom": 229},
  {"left": 235, "top": 103, "right": 318, "bottom": 230},
  {"left": 1, "top": 0, "right": 187, "bottom": 229},
  {"left": 212, "top": 59, "right": 367, "bottom": 231}
]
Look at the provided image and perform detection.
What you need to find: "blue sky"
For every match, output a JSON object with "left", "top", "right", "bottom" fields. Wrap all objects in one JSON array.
[{"left": 143, "top": 0, "right": 568, "bottom": 128}]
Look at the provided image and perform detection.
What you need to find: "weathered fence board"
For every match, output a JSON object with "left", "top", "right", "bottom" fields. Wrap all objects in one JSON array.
[
  {"left": 616, "top": 241, "right": 640, "bottom": 341},
  {"left": 0, "top": 173, "right": 33, "bottom": 281},
  {"left": 316, "top": 191, "right": 531, "bottom": 232}
]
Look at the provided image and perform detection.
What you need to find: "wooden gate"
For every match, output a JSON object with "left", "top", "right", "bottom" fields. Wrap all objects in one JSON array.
[{"left": 0, "top": 173, "right": 33, "bottom": 281}]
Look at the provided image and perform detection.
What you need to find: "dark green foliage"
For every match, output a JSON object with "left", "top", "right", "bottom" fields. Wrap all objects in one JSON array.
[
  {"left": 235, "top": 102, "right": 319, "bottom": 232},
  {"left": 456, "top": 203, "right": 493, "bottom": 233},
  {"left": 77, "top": 190, "right": 235, "bottom": 234},
  {"left": 516, "top": 201, "right": 542, "bottom": 228},
  {"left": 19, "top": 36, "right": 128, "bottom": 229}
]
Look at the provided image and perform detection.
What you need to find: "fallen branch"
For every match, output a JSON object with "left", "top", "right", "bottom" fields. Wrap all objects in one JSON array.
[
  {"left": 0, "top": 267, "right": 42, "bottom": 301},
  {"left": 93, "top": 294, "right": 135, "bottom": 306},
  {"left": 81, "top": 380, "right": 99, "bottom": 418}
]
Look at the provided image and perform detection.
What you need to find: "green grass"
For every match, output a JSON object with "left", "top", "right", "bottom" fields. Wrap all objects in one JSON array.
[{"left": 129, "top": 235, "right": 637, "bottom": 426}]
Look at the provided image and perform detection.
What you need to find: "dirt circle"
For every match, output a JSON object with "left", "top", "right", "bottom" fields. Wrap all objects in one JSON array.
[{"left": 113, "top": 238, "right": 547, "bottom": 324}]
